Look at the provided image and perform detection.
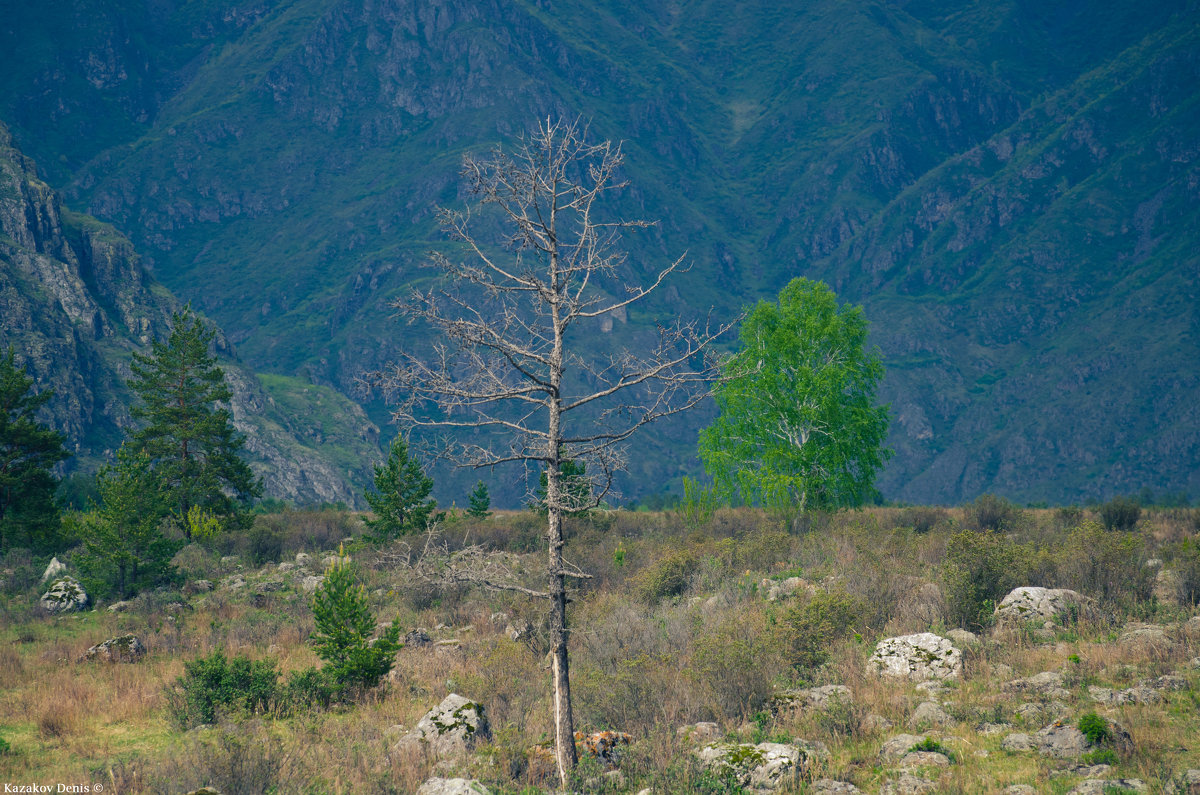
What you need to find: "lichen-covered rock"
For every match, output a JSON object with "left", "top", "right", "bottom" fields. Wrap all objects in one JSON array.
[
  {"left": 774, "top": 684, "right": 853, "bottom": 713},
  {"left": 39, "top": 576, "right": 89, "bottom": 613},
  {"left": 107, "top": 600, "right": 133, "bottom": 613},
  {"left": 761, "top": 576, "right": 814, "bottom": 601},
  {"left": 994, "top": 587, "right": 1096, "bottom": 626},
  {"left": 41, "top": 556, "right": 67, "bottom": 582},
  {"left": 1119, "top": 622, "right": 1171, "bottom": 647},
  {"left": 414, "top": 778, "right": 491, "bottom": 795},
  {"left": 696, "top": 741, "right": 819, "bottom": 792},
  {"left": 1001, "top": 733, "right": 1033, "bottom": 752},
  {"left": 393, "top": 694, "right": 489, "bottom": 758},
  {"left": 881, "top": 771, "right": 936, "bottom": 794},
  {"left": 898, "top": 750, "right": 950, "bottom": 768},
  {"left": 810, "top": 780, "right": 862, "bottom": 793},
  {"left": 1088, "top": 685, "right": 1159, "bottom": 706},
  {"left": 870, "top": 634, "right": 962, "bottom": 681},
  {"left": 945, "top": 628, "right": 979, "bottom": 647},
  {"left": 82, "top": 634, "right": 146, "bottom": 663},
  {"left": 301, "top": 574, "right": 324, "bottom": 593},
  {"left": 1034, "top": 722, "right": 1090, "bottom": 759}
]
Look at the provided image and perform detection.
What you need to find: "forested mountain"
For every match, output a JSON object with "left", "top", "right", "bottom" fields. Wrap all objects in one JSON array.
[{"left": 1, "top": 0, "right": 1197, "bottom": 504}]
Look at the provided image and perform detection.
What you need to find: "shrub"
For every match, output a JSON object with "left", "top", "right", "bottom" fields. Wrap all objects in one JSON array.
[
  {"left": 900, "top": 506, "right": 948, "bottom": 534},
  {"left": 1054, "top": 521, "right": 1151, "bottom": 607},
  {"left": 689, "top": 612, "right": 781, "bottom": 716},
  {"left": 311, "top": 554, "right": 401, "bottom": 694},
  {"left": 909, "top": 737, "right": 952, "bottom": 759},
  {"left": 633, "top": 550, "right": 697, "bottom": 603},
  {"left": 734, "top": 525, "right": 793, "bottom": 571},
  {"left": 283, "top": 666, "right": 337, "bottom": 711},
  {"left": 166, "top": 650, "right": 280, "bottom": 728},
  {"left": 963, "top": 494, "right": 1023, "bottom": 532},
  {"left": 1080, "top": 748, "right": 1117, "bottom": 766},
  {"left": 1099, "top": 497, "right": 1141, "bottom": 532},
  {"left": 244, "top": 522, "right": 284, "bottom": 567},
  {"left": 780, "top": 589, "right": 866, "bottom": 671},
  {"left": 1171, "top": 537, "right": 1200, "bottom": 605},
  {"left": 1078, "top": 712, "right": 1110, "bottom": 745},
  {"left": 941, "top": 529, "right": 1030, "bottom": 629}
]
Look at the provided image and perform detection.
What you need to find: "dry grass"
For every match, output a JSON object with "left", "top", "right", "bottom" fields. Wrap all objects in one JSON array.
[{"left": 0, "top": 507, "right": 1197, "bottom": 792}]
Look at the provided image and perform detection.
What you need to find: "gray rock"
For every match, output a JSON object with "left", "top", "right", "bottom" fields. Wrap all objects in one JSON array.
[
  {"left": 1001, "top": 733, "right": 1033, "bottom": 752},
  {"left": 276, "top": 562, "right": 296, "bottom": 573},
  {"left": 1165, "top": 769, "right": 1200, "bottom": 795},
  {"left": 1088, "top": 685, "right": 1159, "bottom": 705},
  {"left": 414, "top": 778, "right": 491, "bottom": 795},
  {"left": 1034, "top": 723, "right": 1090, "bottom": 759},
  {"left": 393, "top": 694, "right": 489, "bottom": 758},
  {"left": 1003, "top": 787, "right": 1036, "bottom": 795},
  {"left": 190, "top": 579, "right": 214, "bottom": 593},
  {"left": 762, "top": 576, "right": 814, "bottom": 602},
  {"left": 1146, "top": 674, "right": 1187, "bottom": 691},
  {"left": 301, "top": 574, "right": 324, "bottom": 592},
  {"left": 1067, "top": 780, "right": 1147, "bottom": 795},
  {"left": 879, "top": 734, "right": 927, "bottom": 765},
  {"left": 1015, "top": 703, "right": 1046, "bottom": 724},
  {"left": 294, "top": 552, "right": 312, "bottom": 567},
  {"left": 696, "top": 741, "right": 817, "bottom": 792},
  {"left": 107, "top": 600, "right": 133, "bottom": 613},
  {"left": 995, "top": 587, "right": 1096, "bottom": 626},
  {"left": 869, "top": 633, "right": 962, "bottom": 681},
  {"left": 909, "top": 702, "right": 952, "bottom": 729},
  {"left": 862, "top": 713, "right": 893, "bottom": 733},
  {"left": 677, "top": 722, "right": 722, "bottom": 745},
  {"left": 774, "top": 684, "right": 853, "bottom": 712},
  {"left": 39, "top": 576, "right": 89, "bottom": 613},
  {"left": 1119, "top": 622, "right": 1171, "bottom": 647},
  {"left": 992, "top": 663, "right": 1015, "bottom": 679},
  {"left": 978, "top": 722, "right": 1010, "bottom": 735},
  {"left": 81, "top": 634, "right": 146, "bottom": 663},
  {"left": 810, "top": 780, "right": 862, "bottom": 794},
  {"left": 406, "top": 628, "right": 432, "bottom": 647},
  {"left": 897, "top": 751, "right": 950, "bottom": 768},
  {"left": 881, "top": 772, "right": 936, "bottom": 795},
  {"left": 220, "top": 574, "right": 246, "bottom": 590},
  {"left": 41, "top": 556, "right": 67, "bottom": 582},
  {"left": 505, "top": 621, "right": 533, "bottom": 642},
  {"left": 1003, "top": 671, "right": 1070, "bottom": 700}
]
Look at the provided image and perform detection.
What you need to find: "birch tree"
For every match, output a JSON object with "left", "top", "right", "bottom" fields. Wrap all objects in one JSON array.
[{"left": 370, "top": 118, "right": 732, "bottom": 784}]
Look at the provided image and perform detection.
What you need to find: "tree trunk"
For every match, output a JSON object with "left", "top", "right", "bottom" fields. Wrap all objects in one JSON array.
[{"left": 548, "top": 503, "right": 576, "bottom": 786}]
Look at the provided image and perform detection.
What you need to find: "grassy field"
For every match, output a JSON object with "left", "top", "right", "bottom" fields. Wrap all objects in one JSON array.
[{"left": 1, "top": 503, "right": 1198, "bottom": 793}]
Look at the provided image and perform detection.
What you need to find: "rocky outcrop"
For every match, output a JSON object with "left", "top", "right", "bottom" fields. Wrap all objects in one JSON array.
[
  {"left": 81, "top": 634, "right": 146, "bottom": 663},
  {"left": 40, "top": 576, "right": 89, "bottom": 613},
  {"left": 392, "top": 694, "right": 489, "bottom": 758},
  {"left": 994, "top": 588, "right": 1097, "bottom": 626},
  {"left": 870, "top": 633, "right": 962, "bottom": 681},
  {"left": 41, "top": 557, "right": 67, "bottom": 583},
  {"left": 696, "top": 741, "right": 825, "bottom": 793},
  {"left": 415, "top": 779, "right": 491, "bottom": 795}
]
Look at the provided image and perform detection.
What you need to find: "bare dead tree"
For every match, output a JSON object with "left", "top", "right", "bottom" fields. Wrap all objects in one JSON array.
[{"left": 369, "top": 118, "right": 734, "bottom": 785}]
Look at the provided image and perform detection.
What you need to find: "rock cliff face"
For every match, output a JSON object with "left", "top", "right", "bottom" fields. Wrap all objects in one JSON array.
[{"left": 0, "top": 122, "right": 380, "bottom": 505}]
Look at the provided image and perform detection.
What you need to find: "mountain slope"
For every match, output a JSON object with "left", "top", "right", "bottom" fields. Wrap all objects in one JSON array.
[
  {"left": 0, "top": 121, "right": 382, "bottom": 505},
  {"left": 2, "top": 0, "right": 1197, "bottom": 504}
]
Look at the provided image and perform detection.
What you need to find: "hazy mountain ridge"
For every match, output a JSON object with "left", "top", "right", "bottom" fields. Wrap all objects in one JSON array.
[
  {"left": 0, "top": 121, "right": 383, "bottom": 505},
  {"left": 2, "top": 0, "right": 1197, "bottom": 504}
]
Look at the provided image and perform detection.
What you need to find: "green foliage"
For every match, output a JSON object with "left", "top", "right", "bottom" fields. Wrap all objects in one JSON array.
[
  {"left": 1099, "top": 496, "right": 1142, "bottom": 531},
  {"left": 908, "top": 737, "right": 952, "bottom": 758},
  {"left": 311, "top": 555, "right": 401, "bottom": 694},
  {"left": 0, "top": 346, "right": 70, "bottom": 554},
  {"left": 166, "top": 650, "right": 280, "bottom": 729},
  {"left": 533, "top": 456, "right": 592, "bottom": 516},
  {"left": 780, "top": 589, "right": 866, "bottom": 671},
  {"left": 1170, "top": 536, "right": 1200, "bottom": 605},
  {"left": 466, "top": 480, "right": 491, "bottom": 518},
  {"left": 633, "top": 550, "right": 697, "bottom": 603},
  {"left": 963, "top": 494, "right": 1024, "bottom": 532},
  {"left": 699, "top": 278, "right": 890, "bottom": 516},
  {"left": 901, "top": 506, "right": 949, "bottom": 534},
  {"left": 1081, "top": 748, "right": 1117, "bottom": 766},
  {"left": 74, "top": 445, "right": 179, "bottom": 599},
  {"left": 1078, "top": 712, "right": 1111, "bottom": 745},
  {"left": 941, "top": 529, "right": 1028, "bottom": 629},
  {"left": 680, "top": 476, "right": 720, "bottom": 525},
  {"left": 1055, "top": 521, "right": 1151, "bottom": 607},
  {"left": 363, "top": 435, "right": 437, "bottom": 542},
  {"left": 184, "top": 504, "right": 223, "bottom": 540},
  {"left": 283, "top": 666, "right": 337, "bottom": 711},
  {"left": 128, "top": 307, "right": 260, "bottom": 537}
]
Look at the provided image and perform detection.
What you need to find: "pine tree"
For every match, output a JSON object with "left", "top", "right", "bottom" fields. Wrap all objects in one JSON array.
[
  {"left": 0, "top": 346, "right": 70, "bottom": 554},
  {"left": 311, "top": 553, "right": 401, "bottom": 694},
  {"left": 75, "top": 445, "right": 178, "bottom": 598},
  {"left": 363, "top": 435, "right": 437, "bottom": 543},
  {"left": 466, "top": 480, "right": 491, "bottom": 518},
  {"left": 128, "top": 308, "right": 260, "bottom": 537}
]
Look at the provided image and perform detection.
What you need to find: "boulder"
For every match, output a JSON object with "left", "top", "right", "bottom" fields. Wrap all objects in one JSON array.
[
  {"left": 945, "top": 628, "right": 979, "bottom": 647},
  {"left": 1001, "top": 733, "right": 1033, "bottom": 752},
  {"left": 39, "top": 576, "right": 89, "bottom": 613},
  {"left": 762, "top": 576, "right": 814, "bottom": 602},
  {"left": 1067, "top": 780, "right": 1147, "bottom": 795},
  {"left": 696, "top": 742, "right": 815, "bottom": 792},
  {"left": 393, "top": 694, "right": 489, "bottom": 758},
  {"left": 405, "top": 628, "right": 432, "bottom": 647},
  {"left": 301, "top": 575, "right": 324, "bottom": 593},
  {"left": 294, "top": 552, "right": 313, "bottom": 567},
  {"left": 82, "top": 634, "right": 146, "bottom": 663},
  {"left": 881, "top": 772, "right": 936, "bottom": 794},
  {"left": 773, "top": 684, "right": 853, "bottom": 713},
  {"left": 1166, "top": 769, "right": 1200, "bottom": 794},
  {"left": 1003, "top": 671, "right": 1070, "bottom": 700},
  {"left": 897, "top": 751, "right": 950, "bottom": 768},
  {"left": 41, "top": 556, "right": 67, "bottom": 582},
  {"left": 994, "top": 587, "right": 1095, "bottom": 626},
  {"left": 184, "top": 579, "right": 214, "bottom": 594},
  {"left": 1087, "top": 685, "right": 1158, "bottom": 706},
  {"left": 909, "top": 702, "right": 953, "bottom": 729},
  {"left": 810, "top": 780, "right": 862, "bottom": 794},
  {"left": 1004, "top": 787, "right": 1036, "bottom": 795},
  {"left": 869, "top": 633, "right": 962, "bottom": 681},
  {"left": 1034, "top": 722, "right": 1090, "bottom": 759},
  {"left": 415, "top": 778, "right": 491, "bottom": 795},
  {"left": 575, "top": 730, "right": 631, "bottom": 767},
  {"left": 107, "top": 600, "right": 133, "bottom": 613},
  {"left": 879, "top": 734, "right": 927, "bottom": 765},
  {"left": 1119, "top": 622, "right": 1171, "bottom": 647}
]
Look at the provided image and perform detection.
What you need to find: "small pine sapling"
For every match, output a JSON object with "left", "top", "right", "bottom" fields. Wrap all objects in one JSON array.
[
  {"left": 467, "top": 480, "right": 491, "bottom": 518},
  {"left": 311, "top": 550, "right": 401, "bottom": 695}
]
